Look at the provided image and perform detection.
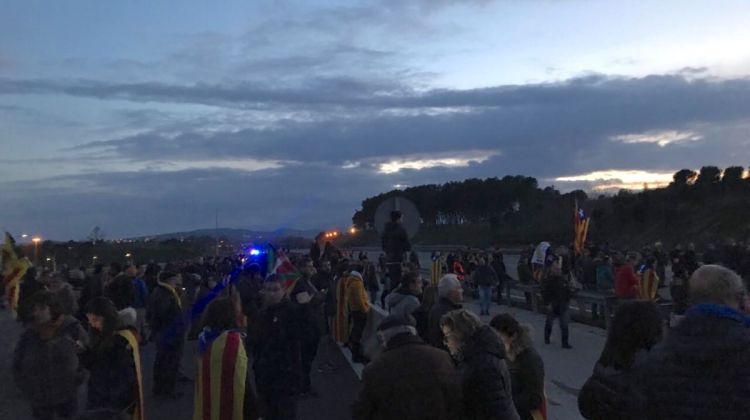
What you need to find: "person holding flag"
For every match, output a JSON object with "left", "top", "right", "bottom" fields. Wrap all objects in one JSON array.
[
  {"left": 2, "top": 232, "right": 31, "bottom": 318},
  {"left": 194, "top": 296, "right": 259, "bottom": 420}
]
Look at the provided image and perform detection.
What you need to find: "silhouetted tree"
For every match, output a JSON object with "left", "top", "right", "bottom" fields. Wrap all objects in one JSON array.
[
  {"left": 696, "top": 166, "right": 722, "bottom": 185},
  {"left": 671, "top": 169, "right": 697, "bottom": 187}
]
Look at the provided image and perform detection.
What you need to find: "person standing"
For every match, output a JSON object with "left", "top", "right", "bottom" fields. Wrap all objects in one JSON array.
[
  {"left": 441, "top": 309, "right": 520, "bottom": 420},
  {"left": 614, "top": 255, "right": 640, "bottom": 300},
  {"left": 13, "top": 290, "right": 87, "bottom": 420},
  {"left": 347, "top": 270, "right": 371, "bottom": 364},
  {"left": 428, "top": 274, "right": 463, "bottom": 351},
  {"left": 194, "top": 297, "right": 259, "bottom": 420},
  {"left": 385, "top": 270, "right": 423, "bottom": 319},
  {"left": 290, "top": 259, "right": 326, "bottom": 397},
  {"left": 352, "top": 315, "right": 463, "bottom": 420},
  {"left": 542, "top": 263, "right": 572, "bottom": 349},
  {"left": 632, "top": 265, "right": 750, "bottom": 419},
  {"left": 81, "top": 297, "right": 143, "bottom": 419},
  {"left": 578, "top": 301, "right": 662, "bottom": 420},
  {"left": 248, "top": 275, "right": 301, "bottom": 420},
  {"left": 473, "top": 257, "right": 499, "bottom": 316},
  {"left": 146, "top": 271, "right": 186, "bottom": 398},
  {"left": 491, "top": 314, "right": 546, "bottom": 420},
  {"left": 381, "top": 210, "right": 411, "bottom": 291}
]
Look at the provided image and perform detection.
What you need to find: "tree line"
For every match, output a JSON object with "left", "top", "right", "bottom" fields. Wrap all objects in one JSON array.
[{"left": 351, "top": 166, "right": 750, "bottom": 248}]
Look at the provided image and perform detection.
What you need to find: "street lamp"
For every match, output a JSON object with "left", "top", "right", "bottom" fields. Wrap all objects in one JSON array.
[
  {"left": 31, "top": 236, "right": 41, "bottom": 265},
  {"left": 21, "top": 234, "right": 28, "bottom": 238}
]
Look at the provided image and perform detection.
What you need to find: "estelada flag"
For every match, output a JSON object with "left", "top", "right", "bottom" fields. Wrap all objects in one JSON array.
[
  {"left": 2, "top": 232, "right": 30, "bottom": 318},
  {"left": 574, "top": 205, "right": 590, "bottom": 255},
  {"left": 117, "top": 328, "right": 145, "bottom": 420},
  {"left": 194, "top": 330, "right": 248, "bottom": 420}
]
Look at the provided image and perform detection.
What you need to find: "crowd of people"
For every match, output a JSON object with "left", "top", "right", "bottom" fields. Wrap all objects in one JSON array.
[{"left": 6, "top": 211, "right": 750, "bottom": 420}]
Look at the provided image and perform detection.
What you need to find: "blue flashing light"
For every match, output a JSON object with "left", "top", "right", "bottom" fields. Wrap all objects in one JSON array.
[{"left": 249, "top": 249, "right": 261, "bottom": 256}]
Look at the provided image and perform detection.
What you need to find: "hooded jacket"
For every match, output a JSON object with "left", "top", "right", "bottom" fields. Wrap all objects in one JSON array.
[
  {"left": 385, "top": 288, "right": 421, "bottom": 318},
  {"left": 635, "top": 304, "right": 750, "bottom": 419},
  {"left": 13, "top": 315, "right": 87, "bottom": 407},
  {"left": 457, "top": 326, "right": 520, "bottom": 420},
  {"left": 352, "top": 333, "right": 462, "bottom": 420}
]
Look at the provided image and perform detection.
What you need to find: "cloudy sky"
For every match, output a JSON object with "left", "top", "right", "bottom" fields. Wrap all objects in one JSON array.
[{"left": 2, "top": 0, "right": 750, "bottom": 240}]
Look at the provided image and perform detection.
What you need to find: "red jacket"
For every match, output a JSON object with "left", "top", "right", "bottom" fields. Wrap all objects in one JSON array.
[{"left": 615, "top": 264, "right": 639, "bottom": 299}]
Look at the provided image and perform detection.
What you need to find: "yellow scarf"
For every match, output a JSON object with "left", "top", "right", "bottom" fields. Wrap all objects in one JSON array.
[
  {"left": 157, "top": 281, "right": 182, "bottom": 309},
  {"left": 117, "top": 329, "right": 144, "bottom": 420}
]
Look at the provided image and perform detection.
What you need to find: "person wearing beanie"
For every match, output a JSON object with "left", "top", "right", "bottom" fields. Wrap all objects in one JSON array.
[
  {"left": 428, "top": 274, "right": 464, "bottom": 350},
  {"left": 352, "top": 314, "right": 462, "bottom": 420},
  {"left": 346, "top": 270, "right": 371, "bottom": 364},
  {"left": 146, "top": 271, "right": 185, "bottom": 398}
]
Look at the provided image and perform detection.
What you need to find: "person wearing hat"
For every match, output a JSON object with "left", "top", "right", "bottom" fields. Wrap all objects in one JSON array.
[
  {"left": 428, "top": 274, "right": 464, "bottom": 351},
  {"left": 352, "top": 314, "right": 462, "bottom": 420}
]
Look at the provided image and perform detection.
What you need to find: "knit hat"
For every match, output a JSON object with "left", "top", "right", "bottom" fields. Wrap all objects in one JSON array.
[
  {"left": 438, "top": 274, "right": 461, "bottom": 298},
  {"left": 377, "top": 314, "right": 417, "bottom": 332}
]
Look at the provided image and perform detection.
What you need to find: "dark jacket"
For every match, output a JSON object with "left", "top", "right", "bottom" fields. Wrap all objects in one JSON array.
[
  {"left": 248, "top": 299, "right": 302, "bottom": 392},
  {"left": 457, "top": 326, "right": 520, "bottom": 420},
  {"left": 428, "top": 297, "right": 462, "bottom": 350},
  {"left": 81, "top": 329, "right": 138, "bottom": 412},
  {"left": 290, "top": 276, "right": 326, "bottom": 342},
  {"left": 473, "top": 265, "right": 500, "bottom": 287},
  {"left": 541, "top": 274, "right": 570, "bottom": 308},
  {"left": 146, "top": 284, "right": 184, "bottom": 345},
  {"left": 311, "top": 270, "right": 336, "bottom": 317},
  {"left": 381, "top": 221, "right": 411, "bottom": 262},
  {"left": 578, "top": 361, "right": 646, "bottom": 420},
  {"left": 352, "top": 333, "right": 462, "bottom": 420},
  {"left": 13, "top": 316, "right": 87, "bottom": 407},
  {"left": 635, "top": 307, "right": 750, "bottom": 419},
  {"left": 508, "top": 347, "right": 545, "bottom": 420}
]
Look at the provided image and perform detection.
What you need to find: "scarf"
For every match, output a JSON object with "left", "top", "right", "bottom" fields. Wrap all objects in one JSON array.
[{"left": 685, "top": 303, "right": 750, "bottom": 327}]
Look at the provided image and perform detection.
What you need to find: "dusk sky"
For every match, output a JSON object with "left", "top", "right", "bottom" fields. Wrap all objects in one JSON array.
[{"left": 2, "top": 0, "right": 750, "bottom": 240}]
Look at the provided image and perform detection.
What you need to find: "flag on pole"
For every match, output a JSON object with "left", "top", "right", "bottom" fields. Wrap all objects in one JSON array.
[
  {"left": 2, "top": 232, "right": 30, "bottom": 318},
  {"left": 267, "top": 247, "right": 301, "bottom": 294},
  {"left": 573, "top": 202, "right": 590, "bottom": 255}
]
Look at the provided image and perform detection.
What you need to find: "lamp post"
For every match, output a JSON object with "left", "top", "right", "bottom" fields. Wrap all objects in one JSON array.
[{"left": 32, "top": 236, "right": 41, "bottom": 266}]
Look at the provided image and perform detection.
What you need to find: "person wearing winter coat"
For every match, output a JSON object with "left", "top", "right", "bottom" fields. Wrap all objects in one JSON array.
[
  {"left": 290, "top": 258, "right": 326, "bottom": 396},
  {"left": 81, "top": 297, "right": 143, "bottom": 418},
  {"left": 441, "top": 309, "right": 520, "bottom": 420},
  {"left": 428, "top": 274, "right": 463, "bottom": 351},
  {"left": 542, "top": 263, "right": 572, "bottom": 349},
  {"left": 352, "top": 315, "right": 463, "bottom": 420},
  {"left": 577, "top": 301, "right": 662, "bottom": 420},
  {"left": 13, "top": 290, "right": 88, "bottom": 420},
  {"left": 248, "top": 275, "right": 302, "bottom": 420},
  {"left": 473, "top": 257, "right": 499, "bottom": 316},
  {"left": 146, "top": 271, "right": 185, "bottom": 398},
  {"left": 614, "top": 256, "right": 639, "bottom": 299},
  {"left": 381, "top": 210, "right": 411, "bottom": 290},
  {"left": 346, "top": 270, "right": 371, "bottom": 364},
  {"left": 631, "top": 265, "right": 750, "bottom": 419},
  {"left": 385, "top": 270, "right": 423, "bottom": 318},
  {"left": 491, "top": 314, "right": 546, "bottom": 420}
]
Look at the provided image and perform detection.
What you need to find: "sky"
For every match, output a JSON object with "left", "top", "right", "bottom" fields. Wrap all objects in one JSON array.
[{"left": 2, "top": 0, "right": 750, "bottom": 240}]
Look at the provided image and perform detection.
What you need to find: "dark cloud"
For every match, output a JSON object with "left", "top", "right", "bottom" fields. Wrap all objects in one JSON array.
[
  {"left": 53, "top": 74, "right": 750, "bottom": 169},
  {"left": 4, "top": 72, "right": 750, "bottom": 239}
]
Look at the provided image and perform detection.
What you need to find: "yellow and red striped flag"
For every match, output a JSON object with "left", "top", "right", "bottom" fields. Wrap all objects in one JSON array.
[
  {"left": 194, "top": 330, "right": 248, "bottom": 420},
  {"left": 117, "top": 329, "right": 145, "bottom": 420},
  {"left": 2, "top": 232, "right": 30, "bottom": 318},
  {"left": 573, "top": 204, "right": 590, "bottom": 255}
]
